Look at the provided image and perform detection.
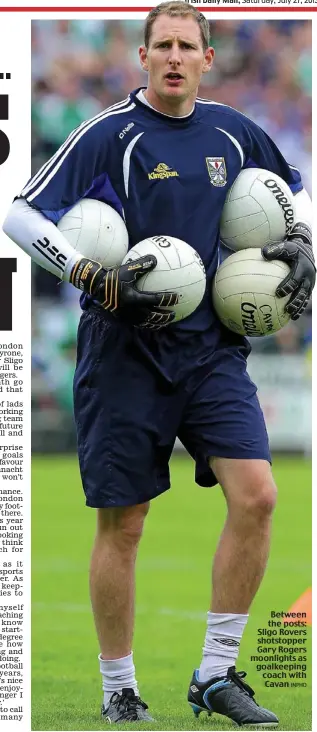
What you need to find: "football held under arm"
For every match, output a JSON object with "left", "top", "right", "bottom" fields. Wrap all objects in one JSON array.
[
  {"left": 2, "top": 119, "right": 109, "bottom": 280},
  {"left": 3, "top": 197, "right": 82, "bottom": 281},
  {"left": 239, "top": 116, "right": 315, "bottom": 318},
  {"left": 2, "top": 110, "right": 179, "bottom": 328},
  {"left": 248, "top": 125, "right": 315, "bottom": 318},
  {"left": 2, "top": 191, "right": 177, "bottom": 329}
]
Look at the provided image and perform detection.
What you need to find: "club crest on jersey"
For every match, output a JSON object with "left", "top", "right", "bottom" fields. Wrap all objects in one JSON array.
[
  {"left": 206, "top": 157, "right": 227, "bottom": 187},
  {"left": 148, "top": 163, "right": 179, "bottom": 181}
]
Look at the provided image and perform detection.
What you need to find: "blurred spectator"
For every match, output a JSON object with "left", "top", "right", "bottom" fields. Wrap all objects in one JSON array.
[{"left": 32, "top": 19, "right": 311, "bottom": 189}]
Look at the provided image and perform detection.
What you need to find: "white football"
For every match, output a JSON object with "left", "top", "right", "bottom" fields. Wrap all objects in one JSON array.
[
  {"left": 212, "top": 248, "right": 291, "bottom": 337},
  {"left": 57, "top": 198, "right": 129, "bottom": 268},
  {"left": 220, "top": 168, "right": 295, "bottom": 251},
  {"left": 122, "top": 235, "right": 206, "bottom": 323}
]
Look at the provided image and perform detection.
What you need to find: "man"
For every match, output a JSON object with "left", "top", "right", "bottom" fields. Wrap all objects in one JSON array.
[{"left": 3, "top": 2, "right": 314, "bottom": 726}]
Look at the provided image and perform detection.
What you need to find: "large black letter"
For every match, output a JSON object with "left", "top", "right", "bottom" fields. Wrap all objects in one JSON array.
[
  {"left": 0, "top": 95, "right": 9, "bottom": 166},
  {"left": 0, "top": 259, "right": 17, "bottom": 330}
]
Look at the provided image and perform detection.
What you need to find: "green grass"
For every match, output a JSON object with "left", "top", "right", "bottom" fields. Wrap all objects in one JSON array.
[{"left": 32, "top": 455, "right": 312, "bottom": 731}]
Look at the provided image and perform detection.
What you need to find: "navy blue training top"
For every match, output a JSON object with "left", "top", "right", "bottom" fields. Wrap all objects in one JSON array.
[{"left": 23, "top": 88, "right": 302, "bottom": 371}]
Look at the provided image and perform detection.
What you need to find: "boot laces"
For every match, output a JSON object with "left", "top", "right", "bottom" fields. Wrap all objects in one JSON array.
[
  {"left": 116, "top": 688, "right": 148, "bottom": 720},
  {"left": 227, "top": 667, "right": 256, "bottom": 699}
]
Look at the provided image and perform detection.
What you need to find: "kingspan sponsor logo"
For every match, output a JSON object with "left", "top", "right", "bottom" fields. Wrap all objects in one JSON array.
[
  {"left": 264, "top": 179, "right": 294, "bottom": 234},
  {"left": 148, "top": 163, "right": 179, "bottom": 181}
]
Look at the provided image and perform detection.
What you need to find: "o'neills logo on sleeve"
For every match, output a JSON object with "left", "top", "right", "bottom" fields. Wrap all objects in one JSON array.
[{"left": 264, "top": 179, "right": 294, "bottom": 234}]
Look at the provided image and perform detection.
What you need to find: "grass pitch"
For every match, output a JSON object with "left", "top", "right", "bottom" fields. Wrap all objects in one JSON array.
[{"left": 32, "top": 455, "right": 311, "bottom": 731}]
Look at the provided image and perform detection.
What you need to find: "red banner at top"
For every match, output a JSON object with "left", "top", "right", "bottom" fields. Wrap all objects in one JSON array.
[{"left": 0, "top": 4, "right": 316, "bottom": 9}]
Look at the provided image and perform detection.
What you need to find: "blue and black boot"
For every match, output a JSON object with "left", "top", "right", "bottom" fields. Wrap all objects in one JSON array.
[{"left": 188, "top": 665, "right": 279, "bottom": 726}]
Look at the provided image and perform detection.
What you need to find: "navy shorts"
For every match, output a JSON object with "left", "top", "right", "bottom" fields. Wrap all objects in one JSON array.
[{"left": 73, "top": 308, "right": 271, "bottom": 508}]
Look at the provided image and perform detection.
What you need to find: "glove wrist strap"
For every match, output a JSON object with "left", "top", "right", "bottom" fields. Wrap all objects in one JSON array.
[
  {"left": 70, "top": 258, "right": 106, "bottom": 294},
  {"left": 288, "top": 222, "right": 312, "bottom": 247}
]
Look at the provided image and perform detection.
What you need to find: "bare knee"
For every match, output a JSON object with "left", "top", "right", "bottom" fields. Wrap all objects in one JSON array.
[
  {"left": 211, "top": 458, "right": 277, "bottom": 521},
  {"left": 96, "top": 502, "right": 150, "bottom": 550},
  {"left": 242, "top": 476, "right": 277, "bottom": 520}
]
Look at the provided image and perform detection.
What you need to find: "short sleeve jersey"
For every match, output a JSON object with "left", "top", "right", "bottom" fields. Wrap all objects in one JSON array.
[{"left": 21, "top": 88, "right": 302, "bottom": 342}]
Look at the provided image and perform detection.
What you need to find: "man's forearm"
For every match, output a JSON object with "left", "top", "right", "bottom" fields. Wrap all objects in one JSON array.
[{"left": 2, "top": 197, "right": 81, "bottom": 281}]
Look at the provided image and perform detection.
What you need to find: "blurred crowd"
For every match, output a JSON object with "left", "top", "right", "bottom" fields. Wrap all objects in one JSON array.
[
  {"left": 32, "top": 19, "right": 312, "bottom": 186},
  {"left": 31, "top": 19, "right": 312, "bottom": 435}
]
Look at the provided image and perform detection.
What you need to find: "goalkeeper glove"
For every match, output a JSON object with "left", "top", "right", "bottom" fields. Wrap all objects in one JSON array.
[
  {"left": 70, "top": 255, "right": 178, "bottom": 329},
  {"left": 262, "top": 223, "right": 315, "bottom": 320}
]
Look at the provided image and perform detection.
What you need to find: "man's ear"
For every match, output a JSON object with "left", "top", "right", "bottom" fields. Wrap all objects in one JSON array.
[
  {"left": 202, "top": 46, "right": 215, "bottom": 75},
  {"left": 139, "top": 46, "right": 149, "bottom": 72}
]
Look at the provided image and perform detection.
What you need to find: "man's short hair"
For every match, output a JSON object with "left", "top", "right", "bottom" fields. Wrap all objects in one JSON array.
[{"left": 144, "top": 1, "right": 210, "bottom": 51}]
